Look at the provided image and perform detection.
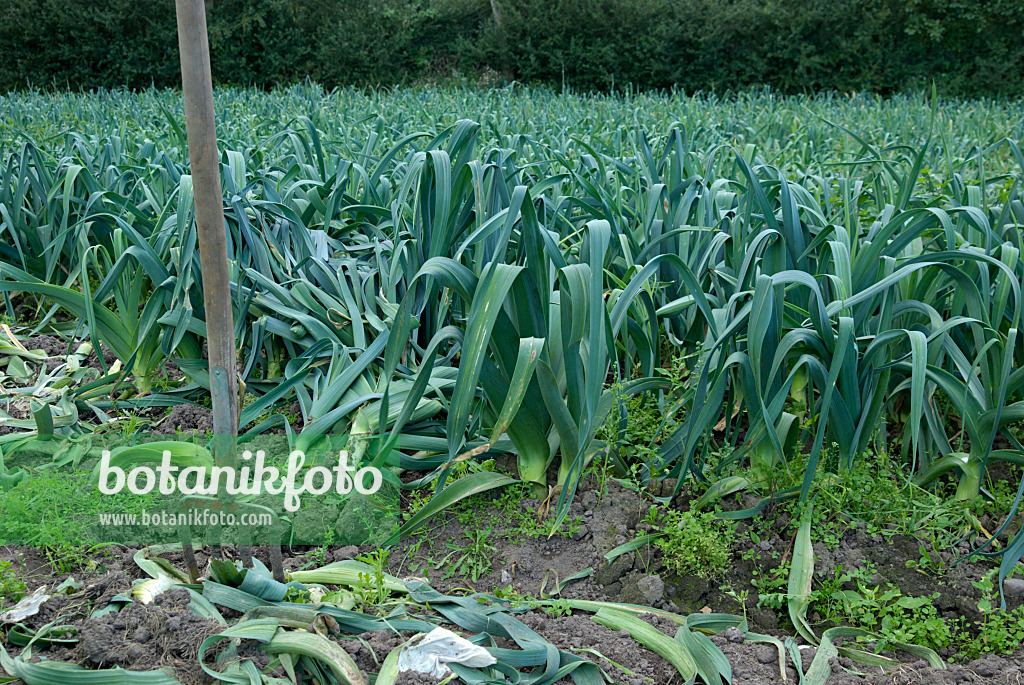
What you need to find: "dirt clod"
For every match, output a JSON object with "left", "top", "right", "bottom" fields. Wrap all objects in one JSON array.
[
  {"left": 75, "top": 588, "right": 222, "bottom": 684},
  {"left": 157, "top": 404, "right": 214, "bottom": 434}
]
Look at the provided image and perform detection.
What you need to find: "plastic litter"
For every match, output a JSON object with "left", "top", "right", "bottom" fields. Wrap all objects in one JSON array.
[
  {"left": 397, "top": 626, "right": 497, "bottom": 678},
  {"left": 0, "top": 587, "right": 50, "bottom": 623}
]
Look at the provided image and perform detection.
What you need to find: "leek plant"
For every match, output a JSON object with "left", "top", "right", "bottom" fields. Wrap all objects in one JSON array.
[{"left": 0, "top": 85, "right": 1022, "bottom": 529}]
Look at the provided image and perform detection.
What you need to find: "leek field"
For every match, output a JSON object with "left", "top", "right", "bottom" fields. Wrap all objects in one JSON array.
[{"left": 1, "top": 85, "right": 1024, "bottom": 684}]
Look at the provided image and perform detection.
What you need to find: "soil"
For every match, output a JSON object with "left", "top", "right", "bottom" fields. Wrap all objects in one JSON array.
[
  {"left": 75, "top": 588, "right": 223, "bottom": 684},
  {"left": 20, "top": 334, "right": 118, "bottom": 371},
  {"left": 519, "top": 612, "right": 684, "bottom": 684},
  {"left": 5, "top": 471, "right": 1024, "bottom": 684},
  {"left": 0, "top": 545, "right": 149, "bottom": 618},
  {"left": 387, "top": 473, "right": 1024, "bottom": 684},
  {"left": 21, "top": 335, "right": 66, "bottom": 371},
  {"left": 827, "top": 653, "right": 1024, "bottom": 684},
  {"left": 156, "top": 403, "right": 215, "bottom": 434},
  {"left": 392, "top": 476, "right": 651, "bottom": 605}
]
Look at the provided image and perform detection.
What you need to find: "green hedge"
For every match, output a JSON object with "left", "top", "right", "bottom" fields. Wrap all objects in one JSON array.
[{"left": 1, "top": 0, "right": 1021, "bottom": 96}]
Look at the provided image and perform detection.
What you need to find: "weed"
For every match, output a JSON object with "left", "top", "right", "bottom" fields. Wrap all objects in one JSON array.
[
  {"left": 302, "top": 529, "right": 335, "bottom": 570},
  {"left": 395, "top": 536, "right": 428, "bottom": 577},
  {"left": 655, "top": 509, "right": 733, "bottom": 579},
  {"left": 493, "top": 585, "right": 528, "bottom": 604},
  {"left": 596, "top": 376, "right": 683, "bottom": 482},
  {"left": 958, "top": 573, "right": 1024, "bottom": 659},
  {"left": 0, "top": 471, "right": 157, "bottom": 573},
  {"left": 0, "top": 561, "right": 27, "bottom": 610},
  {"left": 812, "top": 564, "right": 875, "bottom": 624},
  {"left": 482, "top": 483, "right": 582, "bottom": 542},
  {"left": 904, "top": 541, "right": 947, "bottom": 576},
  {"left": 404, "top": 489, "right": 433, "bottom": 522},
  {"left": 832, "top": 582, "right": 952, "bottom": 652},
  {"left": 781, "top": 447, "right": 980, "bottom": 556},
  {"left": 722, "top": 584, "right": 750, "bottom": 623},
  {"left": 407, "top": 458, "right": 497, "bottom": 527},
  {"left": 490, "top": 586, "right": 572, "bottom": 618},
  {"left": 354, "top": 548, "right": 392, "bottom": 608},
  {"left": 435, "top": 528, "right": 496, "bottom": 583},
  {"left": 543, "top": 597, "right": 573, "bottom": 618},
  {"left": 590, "top": 448, "right": 615, "bottom": 508},
  {"left": 512, "top": 510, "right": 582, "bottom": 542},
  {"left": 283, "top": 585, "right": 312, "bottom": 603},
  {"left": 752, "top": 563, "right": 790, "bottom": 610}
]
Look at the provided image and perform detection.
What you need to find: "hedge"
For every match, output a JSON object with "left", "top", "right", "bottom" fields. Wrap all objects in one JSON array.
[{"left": 0, "top": 0, "right": 1021, "bottom": 97}]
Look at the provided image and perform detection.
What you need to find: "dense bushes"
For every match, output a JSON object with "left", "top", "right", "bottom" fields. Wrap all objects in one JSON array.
[{"left": 0, "top": 0, "right": 1021, "bottom": 96}]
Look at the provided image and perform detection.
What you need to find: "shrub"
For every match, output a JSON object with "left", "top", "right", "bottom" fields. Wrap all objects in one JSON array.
[{"left": 0, "top": 0, "right": 1021, "bottom": 96}]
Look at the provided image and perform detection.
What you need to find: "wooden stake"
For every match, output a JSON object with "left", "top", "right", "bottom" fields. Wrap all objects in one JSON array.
[
  {"left": 174, "top": 0, "right": 254, "bottom": 577},
  {"left": 173, "top": 0, "right": 238, "bottom": 438}
]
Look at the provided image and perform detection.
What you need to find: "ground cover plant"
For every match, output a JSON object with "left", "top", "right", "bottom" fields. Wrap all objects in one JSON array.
[{"left": 0, "top": 84, "right": 1024, "bottom": 683}]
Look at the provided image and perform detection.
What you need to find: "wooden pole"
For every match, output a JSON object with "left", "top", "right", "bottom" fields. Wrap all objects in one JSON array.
[
  {"left": 173, "top": 0, "right": 239, "bottom": 443},
  {"left": 174, "top": 0, "right": 249, "bottom": 575}
]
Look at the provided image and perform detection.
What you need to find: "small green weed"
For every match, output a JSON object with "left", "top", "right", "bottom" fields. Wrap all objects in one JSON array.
[
  {"left": 301, "top": 529, "right": 336, "bottom": 570},
  {"left": 405, "top": 458, "right": 496, "bottom": 525},
  {"left": 812, "top": 564, "right": 874, "bottom": 624},
  {"left": 283, "top": 585, "right": 312, "bottom": 603},
  {"left": 0, "top": 471, "right": 157, "bottom": 573},
  {"left": 751, "top": 563, "right": 790, "bottom": 610},
  {"left": 486, "top": 483, "right": 582, "bottom": 542},
  {"left": 596, "top": 371, "right": 685, "bottom": 480},
  {"left": 543, "top": 597, "right": 573, "bottom": 618},
  {"left": 905, "top": 540, "right": 947, "bottom": 576},
  {"left": 510, "top": 509, "right": 582, "bottom": 542},
  {"left": 833, "top": 583, "right": 952, "bottom": 652},
  {"left": 493, "top": 585, "right": 528, "bottom": 603},
  {"left": 436, "top": 528, "right": 496, "bottom": 583},
  {"left": 785, "top": 447, "right": 976, "bottom": 553},
  {"left": 491, "top": 586, "right": 572, "bottom": 618},
  {"left": 655, "top": 509, "right": 733, "bottom": 579},
  {"left": 0, "top": 561, "right": 27, "bottom": 610},
  {"left": 722, "top": 584, "right": 750, "bottom": 623},
  {"left": 958, "top": 573, "right": 1024, "bottom": 659},
  {"left": 354, "top": 548, "right": 392, "bottom": 608},
  {"left": 403, "top": 488, "right": 433, "bottom": 522}
]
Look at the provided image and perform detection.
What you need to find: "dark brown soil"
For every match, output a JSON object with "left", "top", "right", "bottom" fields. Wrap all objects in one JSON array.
[
  {"left": 520, "top": 612, "right": 685, "bottom": 684},
  {"left": 5, "top": 471, "right": 1024, "bottom": 684},
  {"left": 156, "top": 403, "right": 214, "bottom": 434},
  {"left": 339, "top": 629, "right": 407, "bottom": 683},
  {"left": 387, "top": 473, "right": 1024, "bottom": 683},
  {"left": 392, "top": 475, "right": 656, "bottom": 607},
  {"left": 395, "top": 672, "right": 447, "bottom": 684},
  {"left": 75, "top": 588, "right": 222, "bottom": 684},
  {"left": 827, "top": 652, "right": 1024, "bottom": 684},
  {"left": 20, "top": 334, "right": 118, "bottom": 371}
]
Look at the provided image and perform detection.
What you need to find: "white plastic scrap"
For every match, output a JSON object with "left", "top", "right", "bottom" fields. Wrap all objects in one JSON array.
[
  {"left": 397, "top": 626, "right": 497, "bottom": 678},
  {"left": 0, "top": 586, "right": 50, "bottom": 624}
]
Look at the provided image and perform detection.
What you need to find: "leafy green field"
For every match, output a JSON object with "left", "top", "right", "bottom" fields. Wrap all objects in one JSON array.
[
  {"left": 2, "top": 83, "right": 1024, "bottom": 516},
  {"left": 2, "top": 83, "right": 1024, "bottom": 683}
]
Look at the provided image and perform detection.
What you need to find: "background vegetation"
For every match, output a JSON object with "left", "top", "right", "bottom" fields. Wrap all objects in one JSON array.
[{"left": 0, "top": 0, "right": 1022, "bottom": 97}]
